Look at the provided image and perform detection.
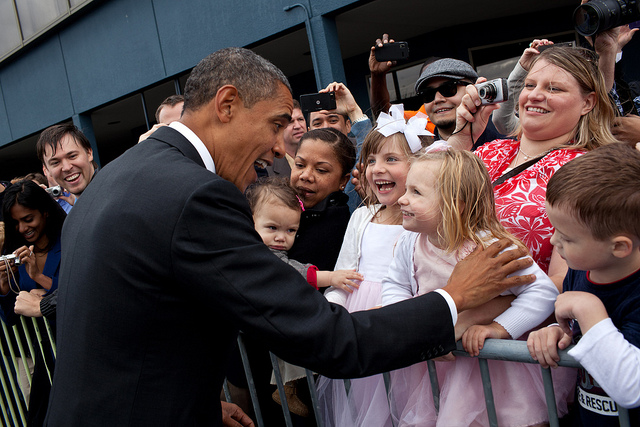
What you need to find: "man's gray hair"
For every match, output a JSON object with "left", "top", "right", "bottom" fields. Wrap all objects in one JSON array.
[{"left": 184, "top": 47, "right": 292, "bottom": 111}]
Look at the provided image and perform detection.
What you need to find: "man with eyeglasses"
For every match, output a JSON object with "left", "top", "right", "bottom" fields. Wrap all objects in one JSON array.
[{"left": 414, "top": 58, "right": 505, "bottom": 149}]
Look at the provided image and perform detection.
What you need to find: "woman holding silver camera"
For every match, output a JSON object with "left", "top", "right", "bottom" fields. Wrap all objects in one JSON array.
[
  {"left": 0, "top": 180, "right": 66, "bottom": 297},
  {"left": 0, "top": 179, "right": 66, "bottom": 427},
  {"left": 446, "top": 46, "right": 617, "bottom": 426},
  {"left": 450, "top": 45, "right": 616, "bottom": 289}
]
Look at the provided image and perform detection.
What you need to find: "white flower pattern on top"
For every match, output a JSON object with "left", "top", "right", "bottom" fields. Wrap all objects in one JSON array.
[{"left": 475, "top": 139, "right": 584, "bottom": 272}]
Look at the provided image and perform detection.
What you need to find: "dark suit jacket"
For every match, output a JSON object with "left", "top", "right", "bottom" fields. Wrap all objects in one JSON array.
[
  {"left": 45, "top": 126, "right": 455, "bottom": 426},
  {"left": 266, "top": 155, "right": 291, "bottom": 177}
]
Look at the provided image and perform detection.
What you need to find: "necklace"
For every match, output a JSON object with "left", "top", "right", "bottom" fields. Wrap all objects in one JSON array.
[{"left": 516, "top": 146, "right": 554, "bottom": 164}]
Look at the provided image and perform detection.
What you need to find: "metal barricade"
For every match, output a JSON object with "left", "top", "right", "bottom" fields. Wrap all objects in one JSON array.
[
  {"left": 1, "top": 321, "right": 632, "bottom": 427},
  {"left": 0, "top": 315, "right": 56, "bottom": 427},
  {"left": 229, "top": 336, "right": 633, "bottom": 427}
]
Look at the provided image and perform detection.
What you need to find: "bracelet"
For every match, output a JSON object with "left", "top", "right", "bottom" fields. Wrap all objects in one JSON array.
[{"left": 351, "top": 115, "right": 369, "bottom": 124}]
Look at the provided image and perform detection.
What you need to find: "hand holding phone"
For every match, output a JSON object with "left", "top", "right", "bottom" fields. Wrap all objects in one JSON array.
[
  {"left": 300, "top": 92, "right": 337, "bottom": 113},
  {"left": 374, "top": 42, "right": 409, "bottom": 62}
]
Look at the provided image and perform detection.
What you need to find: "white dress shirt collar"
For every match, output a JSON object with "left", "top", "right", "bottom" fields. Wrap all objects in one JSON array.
[{"left": 169, "top": 122, "right": 216, "bottom": 173}]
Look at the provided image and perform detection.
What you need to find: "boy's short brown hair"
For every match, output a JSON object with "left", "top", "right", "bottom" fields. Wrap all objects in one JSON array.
[{"left": 547, "top": 144, "right": 640, "bottom": 240}]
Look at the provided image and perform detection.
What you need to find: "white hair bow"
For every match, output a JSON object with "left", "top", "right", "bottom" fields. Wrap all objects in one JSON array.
[{"left": 374, "top": 104, "right": 434, "bottom": 153}]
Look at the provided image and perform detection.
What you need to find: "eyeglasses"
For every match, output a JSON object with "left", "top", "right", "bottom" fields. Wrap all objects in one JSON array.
[{"left": 418, "top": 81, "right": 470, "bottom": 103}]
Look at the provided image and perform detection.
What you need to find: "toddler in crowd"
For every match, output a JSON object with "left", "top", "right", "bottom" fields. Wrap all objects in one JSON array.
[
  {"left": 318, "top": 104, "right": 431, "bottom": 426},
  {"left": 381, "top": 148, "right": 559, "bottom": 426},
  {"left": 245, "top": 176, "right": 362, "bottom": 417},
  {"left": 527, "top": 144, "right": 640, "bottom": 426}
]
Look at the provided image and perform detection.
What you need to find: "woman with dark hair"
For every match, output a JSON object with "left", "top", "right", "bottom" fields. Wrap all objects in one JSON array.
[
  {"left": 289, "top": 127, "right": 357, "bottom": 270},
  {"left": 0, "top": 180, "right": 65, "bottom": 427},
  {"left": 1, "top": 180, "right": 66, "bottom": 297}
]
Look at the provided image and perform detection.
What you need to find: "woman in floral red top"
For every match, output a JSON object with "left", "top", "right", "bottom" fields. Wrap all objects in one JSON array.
[{"left": 450, "top": 46, "right": 618, "bottom": 290}]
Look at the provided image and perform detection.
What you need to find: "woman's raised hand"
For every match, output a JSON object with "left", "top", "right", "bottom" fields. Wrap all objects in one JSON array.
[
  {"left": 519, "top": 39, "right": 552, "bottom": 71},
  {"left": 448, "top": 78, "right": 500, "bottom": 150}
]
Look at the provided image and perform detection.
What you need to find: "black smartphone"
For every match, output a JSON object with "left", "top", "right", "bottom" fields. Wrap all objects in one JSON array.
[
  {"left": 374, "top": 42, "right": 409, "bottom": 62},
  {"left": 300, "top": 92, "right": 336, "bottom": 112},
  {"left": 537, "top": 41, "right": 575, "bottom": 52}
]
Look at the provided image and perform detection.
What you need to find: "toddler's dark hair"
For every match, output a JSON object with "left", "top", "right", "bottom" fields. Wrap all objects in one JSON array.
[{"left": 245, "top": 177, "right": 302, "bottom": 214}]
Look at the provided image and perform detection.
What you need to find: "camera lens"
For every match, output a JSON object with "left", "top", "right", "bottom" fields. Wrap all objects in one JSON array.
[
  {"left": 478, "top": 84, "right": 496, "bottom": 102},
  {"left": 574, "top": 4, "right": 602, "bottom": 36},
  {"left": 574, "top": 0, "right": 640, "bottom": 36}
]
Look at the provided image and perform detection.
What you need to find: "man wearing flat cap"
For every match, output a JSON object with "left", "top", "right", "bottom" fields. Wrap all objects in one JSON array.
[{"left": 415, "top": 58, "right": 504, "bottom": 149}]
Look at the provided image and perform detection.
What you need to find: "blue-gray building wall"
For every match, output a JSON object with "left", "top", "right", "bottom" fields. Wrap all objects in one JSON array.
[{"left": 0, "top": 0, "right": 358, "bottom": 146}]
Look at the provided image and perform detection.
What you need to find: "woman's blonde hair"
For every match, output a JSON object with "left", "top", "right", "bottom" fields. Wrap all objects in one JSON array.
[
  {"left": 413, "top": 149, "right": 527, "bottom": 253},
  {"left": 516, "top": 46, "right": 617, "bottom": 151},
  {"left": 359, "top": 131, "right": 414, "bottom": 208}
]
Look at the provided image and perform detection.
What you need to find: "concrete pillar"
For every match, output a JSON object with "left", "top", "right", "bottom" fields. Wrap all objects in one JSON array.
[
  {"left": 308, "top": 14, "right": 346, "bottom": 90},
  {"left": 72, "top": 113, "right": 101, "bottom": 168}
]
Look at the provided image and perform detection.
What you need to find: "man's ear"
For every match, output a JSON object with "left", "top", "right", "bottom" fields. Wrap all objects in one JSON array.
[
  {"left": 612, "top": 235, "right": 634, "bottom": 259},
  {"left": 214, "top": 85, "right": 240, "bottom": 123}
]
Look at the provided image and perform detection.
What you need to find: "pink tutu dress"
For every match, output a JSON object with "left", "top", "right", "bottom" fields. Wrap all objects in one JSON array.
[
  {"left": 317, "top": 221, "right": 404, "bottom": 427},
  {"left": 385, "top": 233, "right": 575, "bottom": 427}
]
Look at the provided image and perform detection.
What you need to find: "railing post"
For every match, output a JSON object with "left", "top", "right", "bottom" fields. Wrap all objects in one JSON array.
[
  {"left": 269, "top": 352, "right": 293, "bottom": 427},
  {"left": 427, "top": 359, "right": 440, "bottom": 413},
  {"left": 236, "top": 334, "right": 265, "bottom": 427},
  {"left": 305, "top": 369, "right": 324, "bottom": 427},
  {"left": 540, "top": 367, "right": 560, "bottom": 427}
]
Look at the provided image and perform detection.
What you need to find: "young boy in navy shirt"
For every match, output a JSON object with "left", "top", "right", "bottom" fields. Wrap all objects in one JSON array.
[{"left": 527, "top": 143, "right": 640, "bottom": 426}]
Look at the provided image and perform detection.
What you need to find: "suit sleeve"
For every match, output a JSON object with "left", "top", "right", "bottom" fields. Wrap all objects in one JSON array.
[{"left": 171, "top": 179, "right": 455, "bottom": 378}]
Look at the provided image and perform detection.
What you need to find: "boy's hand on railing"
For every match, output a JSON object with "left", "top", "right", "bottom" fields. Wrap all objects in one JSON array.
[
  {"left": 526, "top": 325, "right": 570, "bottom": 369},
  {"left": 555, "top": 291, "right": 610, "bottom": 337}
]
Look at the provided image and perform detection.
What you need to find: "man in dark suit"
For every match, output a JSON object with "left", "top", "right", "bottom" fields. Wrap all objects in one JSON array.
[{"left": 45, "top": 47, "right": 533, "bottom": 426}]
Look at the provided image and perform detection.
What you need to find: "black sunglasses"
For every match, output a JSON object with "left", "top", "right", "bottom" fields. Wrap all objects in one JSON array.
[{"left": 419, "top": 81, "right": 470, "bottom": 103}]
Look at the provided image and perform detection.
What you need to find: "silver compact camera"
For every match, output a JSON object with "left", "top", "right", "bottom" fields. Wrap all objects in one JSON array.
[
  {"left": 475, "top": 78, "right": 509, "bottom": 105},
  {"left": 0, "top": 254, "right": 21, "bottom": 265},
  {"left": 46, "top": 185, "right": 63, "bottom": 197}
]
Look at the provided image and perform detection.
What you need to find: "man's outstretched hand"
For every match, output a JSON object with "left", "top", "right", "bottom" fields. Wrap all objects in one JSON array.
[{"left": 443, "top": 239, "right": 534, "bottom": 312}]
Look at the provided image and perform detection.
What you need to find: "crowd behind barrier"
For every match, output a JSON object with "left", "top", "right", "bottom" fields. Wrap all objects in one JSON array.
[
  {"left": 0, "top": 317, "right": 632, "bottom": 427},
  {"left": 1, "top": 8, "right": 640, "bottom": 424}
]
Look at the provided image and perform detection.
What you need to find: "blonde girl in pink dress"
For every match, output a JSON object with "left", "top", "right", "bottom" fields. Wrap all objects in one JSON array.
[{"left": 382, "top": 148, "right": 559, "bottom": 426}]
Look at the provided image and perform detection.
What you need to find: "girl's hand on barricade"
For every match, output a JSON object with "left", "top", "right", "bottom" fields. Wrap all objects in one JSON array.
[
  {"left": 329, "top": 269, "right": 363, "bottom": 293},
  {"left": 526, "top": 325, "right": 567, "bottom": 368},
  {"left": 462, "top": 322, "right": 509, "bottom": 357}
]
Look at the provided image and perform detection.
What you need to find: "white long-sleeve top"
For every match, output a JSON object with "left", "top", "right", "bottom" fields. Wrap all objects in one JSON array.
[
  {"left": 492, "top": 61, "right": 527, "bottom": 135},
  {"left": 324, "top": 205, "right": 378, "bottom": 306},
  {"left": 569, "top": 318, "right": 640, "bottom": 408},
  {"left": 381, "top": 231, "right": 559, "bottom": 340}
]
